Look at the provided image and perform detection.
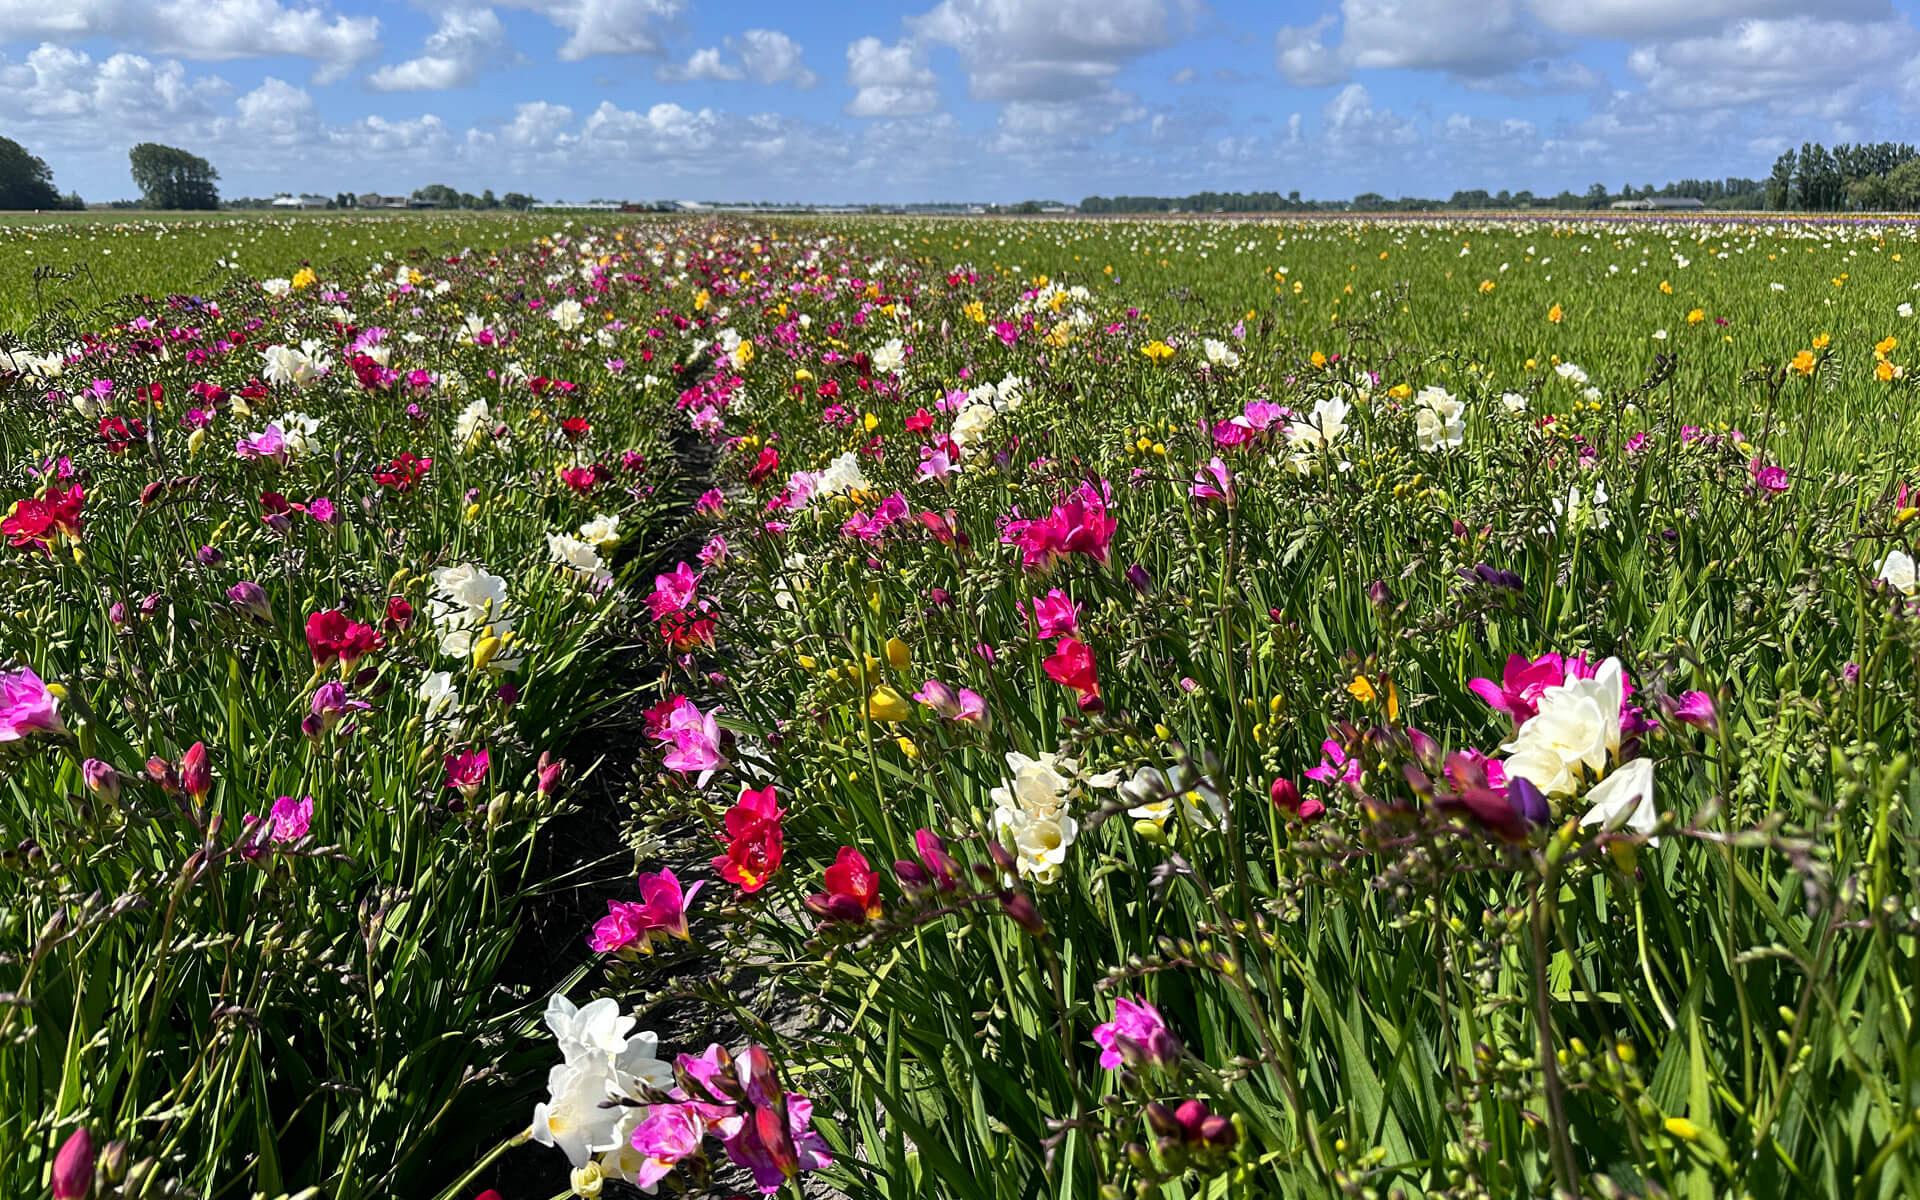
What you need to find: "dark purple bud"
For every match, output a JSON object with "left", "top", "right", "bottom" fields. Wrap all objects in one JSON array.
[
  {"left": 1124, "top": 562, "right": 1153, "bottom": 594},
  {"left": 196, "top": 544, "right": 224, "bottom": 566},
  {"left": 1000, "top": 891, "right": 1045, "bottom": 935},
  {"left": 1507, "top": 775, "right": 1550, "bottom": 826}
]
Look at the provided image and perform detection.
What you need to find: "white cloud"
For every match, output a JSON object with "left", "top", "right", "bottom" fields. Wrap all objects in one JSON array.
[
  {"left": 1277, "top": 0, "right": 1551, "bottom": 84},
  {"left": 1322, "top": 82, "right": 1416, "bottom": 146},
  {"left": 233, "top": 76, "right": 320, "bottom": 145},
  {"left": 493, "top": 0, "right": 684, "bottom": 60},
  {"left": 910, "top": 0, "right": 1196, "bottom": 102},
  {"left": 845, "top": 36, "right": 939, "bottom": 116},
  {"left": 0, "top": 0, "right": 380, "bottom": 83},
  {"left": 1626, "top": 16, "right": 1919, "bottom": 114},
  {"left": 369, "top": 7, "right": 508, "bottom": 91},
  {"left": 0, "top": 43, "right": 226, "bottom": 128},
  {"left": 1527, "top": 0, "right": 1889, "bottom": 40},
  {"left": 660, "top": 29, "right": 817, "bottom": 86}
]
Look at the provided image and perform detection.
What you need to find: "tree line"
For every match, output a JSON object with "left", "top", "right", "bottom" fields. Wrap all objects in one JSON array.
[
  {"left": 1081, "top": 178, "right": 1769, "bottom": 214},
  {"left": 1766, "top": 142, "right": 1920, "bottom": 212}
]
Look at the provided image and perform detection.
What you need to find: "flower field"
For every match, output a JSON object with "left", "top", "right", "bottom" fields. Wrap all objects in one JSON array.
[{"left": 4, "top": 213, "right": 1919, "bottom": 1200}]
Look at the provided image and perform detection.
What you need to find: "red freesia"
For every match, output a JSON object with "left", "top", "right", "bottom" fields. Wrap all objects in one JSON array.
[{"left": 805, "top": 846, "right": 883, "bottom": 923}]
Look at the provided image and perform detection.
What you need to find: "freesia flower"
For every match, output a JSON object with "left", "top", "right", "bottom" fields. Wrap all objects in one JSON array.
[
  {"left": 1578, "top": 756, "right": 1658, "bottom": 842},
  {"left": 1499, "top": 658, "right": 1626, "bottom": 796},
  {"left": 1303, "top": 738, "right": 1360, "bottom": 786},
  {"left": 654, "top": 699, "right": 725, "bottom": 783},
  {"left": 444, "top": 748, "right": 490, "bottom": 797},
  {"left": 591, "top": 868, "right": 702, "bottom": 954},
  {"left": 713, "top": 786, "right": 784, "bottom": 892},
  {"left": 805, "top": 846, "right": 884, "bottom": 923},
  {"left": 1188, "top": 456, "right": 1235, "bottom": 505},
  {"left": 1876, "top": 549, "right": 1917, "bottom": 595},
  {"left": 1092, "top": 996, "right": 1180, "bottom": 1070},
  {"left": 0, "top": 666, "right": 66, "bottom": 742},
  {"left": 1469, "top": 653, "right": 1574, "bottom": 726}
]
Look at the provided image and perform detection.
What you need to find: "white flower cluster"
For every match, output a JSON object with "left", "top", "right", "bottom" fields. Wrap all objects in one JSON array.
[
  {"left": 262, "top": 340, "right": 333, "bottom": 388},
  {"left": 990, "top": 751, "right": 1118, "bottom": 883},
  {"left": 428, "top": 562, "right": 521, "bottom": 669},
  {"left": 530, "top": 994, "right": 672, "bottom": 1178},
  {"left": 1413, "top": 385, "right": 1466, "bottom": 452}
]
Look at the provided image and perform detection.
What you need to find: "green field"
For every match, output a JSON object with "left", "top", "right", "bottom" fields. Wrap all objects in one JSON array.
[{"left": 3, "top": 211, "right": 1918, "bottom": 1200}]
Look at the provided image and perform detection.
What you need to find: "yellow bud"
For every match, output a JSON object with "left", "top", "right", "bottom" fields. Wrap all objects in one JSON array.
[
  {"left": 1663, "top": 1117, "right": 1700, "bottom": 1142},
  {"left": 895, "top": 735, "right": 919, "bottom": 759},
  {"left": 44, "top": 681, "right": 68, "bottom": 700},
  {"left": 186, "top": 427, "right": 206, "bottom": 457},
  {"left": 797, "top": 654, "right": 817, "bottom": 670},
  {"left": 464, "top": 502, "right": 481, "bottom": 521},
  {"left": 864, "top": 684, "right": 911, "bottom": 723},
  {"left": 472, "top": 635, "right": 501, "bottom": 670},
  {"left": 885, "top": 637, "right": 910, "bottom": 670}
]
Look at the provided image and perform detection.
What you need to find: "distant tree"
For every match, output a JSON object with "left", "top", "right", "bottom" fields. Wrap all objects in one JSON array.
[
  {"left": 502, "top": 191, "right": 534, "bottom": 211},
  {"left": 411, "top": 183, "right": 461, "bottom": 208},
  {"left": 0, "top": 135, "right": 63, "bottom": 210},
  {"left": 1584, "top": 182, "right": 1609, "bottom": 208},
  {"left": 1512, "top": 189, "right": 1535, "bottom": 207},
  {"left": 1767, "top": 149, "right": 1796, "bottom": 210},
  {"left": 480, "top": 188, "right": 498, "bottom": 209},
  {"left": 129, "top": 143, "right": 220, "bottom": 209}
]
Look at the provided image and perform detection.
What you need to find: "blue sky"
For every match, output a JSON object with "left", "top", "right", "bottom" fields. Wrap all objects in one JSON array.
[{"left": 4, "top": 0, "right": 1920, "bottom": 204}]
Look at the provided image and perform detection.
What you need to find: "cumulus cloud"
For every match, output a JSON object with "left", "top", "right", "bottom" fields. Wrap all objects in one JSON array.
[
  {"left": 1626, "top": 16, "right": 1919, "bottom": 114},
  {"left": 1527, "top": 0, "right": 1890, "bottom": 40},
  {"left": 0, "top": 0, "right": 379, "bottom": 82},
  {"left": 493, "top": 0, "right": 684, "bottom": 60},
  {"left": 844, "top": 36, "right": 939, "bottom": 116},
  {"left": 0, "top": 43, "right": 227, "bottom": 128},
  {"left": 1276, "top": 0, "right": 1555, "bottom": 85},
  {"left": 909, "top": 0, "right": 1196, "bottom": 102},
  {"left": 660, "top": 29, "right": 817, "bottom": 86},
  {"left": 369, "top": 7, "right": 509, "bottom": 91}
]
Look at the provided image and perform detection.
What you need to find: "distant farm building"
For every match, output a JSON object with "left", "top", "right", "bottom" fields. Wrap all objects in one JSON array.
[
  {"left": 356, "top": 194, "right": 414, "bottom": 209},
  {"left": 271, "top": 194, "right": 329, "bottom": 209},
  {"left": 1609, "top": 197, "right": 1708, "bottom": 211}
]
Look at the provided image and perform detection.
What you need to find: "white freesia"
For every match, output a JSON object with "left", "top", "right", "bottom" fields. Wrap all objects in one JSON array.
[
  {"left": 870, "top": 337, "right": 906, "bottom": 375},
  {"left": 1203, "top": 338, "right": 1241, "bottom": 370},
  {"left": 993, "top": 806, "right": 1079, "bottom": 885},
  {"left": 813, "top": 450, "right": 869, "bottom": 499},
  {"left": 1501, "top": 391, "right": 1529, "bottom": 413},
  {"left": 549, "top": 299, "right": 586, "bottom": 331},
  {"left": 1554, "top": 362, "right": 1589, "bottom": 386},
  {"left": 1500, "top": 658, "right": 1625, "bottom": 797},
  {"left": 417, "top": 671, "right": 462, "bottom": 725},
  {"left": 428, "top": 562, "right": 520, "bottom": 666},
  {"left": 530, "top": 994, "right": 674, "bottom": 1168},
  {"left": 578, "top": 513, "right": 621, "bottom": 549},
  {"left": 547, "top": 532, "right": 611, "bottom": 587},
  {"left": 262, "top": 342, "right": 330, "bottom": 387},
  {"left": 1414, "top": 386, "right": 1465, "bottom": 452},
  {"left": 279, "top": 412, "right": 322, "bottom": 457},
  {"left": 1875, "top": 549, "right": 1917, "bottom": 595},
  {"left": 454, "top": 399, "right": 494, "bottom": 449},
  {"left": 260, "top": 277, "right": 292, "bottom": 298},
  {"left": 1579, "top": 756, "right": 1658, "bottom": 842}
]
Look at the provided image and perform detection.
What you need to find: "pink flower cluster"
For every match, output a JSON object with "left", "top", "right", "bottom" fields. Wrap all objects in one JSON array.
[
  {"left": 1000, "top": 479, "right": 1118, "bottom": 572},
  {"left": 589, "top": 868, "right": 701, "bottom": 954},
  {"left": 628, "top": 1044, "right": 832, "bottom": 1194}
]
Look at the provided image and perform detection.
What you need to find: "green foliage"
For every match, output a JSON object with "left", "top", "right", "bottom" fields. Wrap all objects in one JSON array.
[
  {"left": 128, "top": 143, "right": 221, "bottom": 211},
  {"left": 0, "top": 135, "right": 62, "bottom": 212}
]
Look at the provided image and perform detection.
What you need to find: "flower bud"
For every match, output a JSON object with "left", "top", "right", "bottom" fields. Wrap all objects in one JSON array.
[
  {"left": 226, "top": 581, "right": 271, "bottom": 623},
  {"left": 82, "top": 759, "right": 120, "bottom": 804},
  {"left": 52, "top": 1127, "right": 94, "bottom": 1200},
  {"left": 179, "top": 742, "right": 211, "bottom": 801},
  {"left": 999, "top": 891, "right": 1045, "bottom": 936}
]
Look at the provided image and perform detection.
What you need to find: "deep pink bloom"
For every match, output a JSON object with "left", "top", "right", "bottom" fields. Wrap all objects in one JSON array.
[
  {"left": 1303, "top": 738, "right": 1360, "bottom": 786},
  {"left": 444, "top": 748, "right": 490, "bottom": 795},
  {"left": 1043, "top": 636, "right": 1100, "bottom": 705},
  {"left": 649, "top": 561, "right": 701, "bottom": 619},
  {"left": 1749, "top": 459, "right": 1790, "bottom": 494},
  {"left": 1092, "top": 996, "right": 1180, "bottom": 1070},
  {"left": 1669, "top": 689, "right": 1719, "bottom": 732},
  {"left": 1030, "top": 588, "right": 1080, "bottom": 639},
  {"left": 1188, "top": 456, "right": 1235, "bottom": 505},
  {"left": 629, "top": 1103, "right": 706, "bottom": 1189},
  {"left": 0, "top": 666, "right": 65, "bottom": 742},
  {"left": 1468, "top": 653, "right": 1572, "bottom": 725},
  {"left": 590, "top": 868, "right": 702, "bottom": 953}
]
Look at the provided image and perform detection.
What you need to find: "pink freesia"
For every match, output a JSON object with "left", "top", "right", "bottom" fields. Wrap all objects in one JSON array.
[
  {"left": 1092, "top": 996, "right": 1180, "bottom": 1070},
  {"left": 649, "top": 562, "right": 701, "bottom": 619},
  {"left": 1001, "top": 479, "right": 1117, "bottom": 572},
  {"left": 1669, "top": 690, "right": 1719, "bottom": 731},
  {"left": 1030, "top": 588, "right": 1080, "bottom": 639},
  {"left": 1468, "top": 653, "right": 1573, "bottom": 725},
  {"left": 630, "top": 1103, "right": 706, "bottom": 1189},
  {"left": 1303, "top": 738, "right": 1360, "bottom": 785},
  {"left": 1188, "top": 456, "right": 1235, "bottom": 505},
  {"left": 655, "top": 699, "right": 725, "bottom": 783},
  {"left": 721, "top": 1093, "right": 833, "bottom": 1193},
  {"left": 444, "top": 748, "right": 490, "bottom": 795},
  {"left": 235, "top": 425, "right": 288, "bottom": 462},
  {"left": 0, "top": 666, "right": 65, "bottom": 742},
  {"left": 590, "top": 868, "right": 703, "bottom": 953}
]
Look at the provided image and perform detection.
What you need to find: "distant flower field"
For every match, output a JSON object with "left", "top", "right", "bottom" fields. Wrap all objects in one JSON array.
[{"left": 3, "top": 212, "right": 1918, "bottom": 1200}]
